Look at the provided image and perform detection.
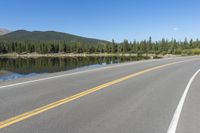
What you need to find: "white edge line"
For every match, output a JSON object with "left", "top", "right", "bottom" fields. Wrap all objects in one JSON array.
[
  {"left": 167, "top": 68, "right": 200, "bottom": 133},
  {"left": 0, "top": 57, "right": 193, "bottom": 89}
]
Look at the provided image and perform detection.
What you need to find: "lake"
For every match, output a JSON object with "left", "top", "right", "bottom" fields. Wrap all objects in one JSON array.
[{"left": 0, "top": 56, "right": 150, "bottom": 81}]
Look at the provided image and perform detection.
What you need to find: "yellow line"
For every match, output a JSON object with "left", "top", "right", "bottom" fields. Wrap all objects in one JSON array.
[{"left": 0, "top": 60, "right": 193, "bottom": 129}]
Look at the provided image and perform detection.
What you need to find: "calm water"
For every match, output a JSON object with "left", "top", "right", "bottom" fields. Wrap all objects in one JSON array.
[{"left": 0, "top": 56, "right": 150, "bottom": 81}]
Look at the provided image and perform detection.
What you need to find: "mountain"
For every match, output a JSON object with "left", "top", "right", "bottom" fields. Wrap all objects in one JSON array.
[
  {"left": 0, "top": 30, "right": 109, "bottom": 44},
  {"left": 0, "top": 28, "right": 10, "bottom": 35}
]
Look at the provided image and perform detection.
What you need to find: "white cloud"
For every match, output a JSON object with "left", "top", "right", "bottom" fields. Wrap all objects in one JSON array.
[{"left": 173, "top": 27, "right": 178, "bottom": 31}]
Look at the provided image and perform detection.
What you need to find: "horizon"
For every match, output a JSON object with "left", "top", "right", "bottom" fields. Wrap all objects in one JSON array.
[
  {"left": 1, "top": 29, "right": 199, "bottom": 43},
  {"left": 0, "top": 0, "right": 200, "bottom": 42}
]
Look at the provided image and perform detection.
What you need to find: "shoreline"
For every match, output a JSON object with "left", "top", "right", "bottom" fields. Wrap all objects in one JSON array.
[{"left": 0, "top": 53, "right": 175, "bottom": 58}]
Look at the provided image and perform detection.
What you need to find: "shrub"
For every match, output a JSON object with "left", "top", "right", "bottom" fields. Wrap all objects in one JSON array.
[{"left": 192, "top": 49, "right": 200, "bottom": 55}]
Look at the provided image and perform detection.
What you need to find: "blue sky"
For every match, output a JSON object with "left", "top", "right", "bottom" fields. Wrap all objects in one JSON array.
[{"left": 0, "top": 0, "right": 199, "bottom": 42}]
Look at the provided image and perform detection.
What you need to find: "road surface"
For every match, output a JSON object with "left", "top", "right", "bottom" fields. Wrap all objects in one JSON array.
[{"left": 0, "top": 56, "right": 200, "bottom": 133}]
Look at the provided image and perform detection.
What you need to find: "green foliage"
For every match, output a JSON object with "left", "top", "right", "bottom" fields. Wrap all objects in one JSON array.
[
  {"left": 0, "top": 31, "right": 200, "bottom": 55},
  {"left": 192, "top": 48, "right": 200, "bottom": 55},
  {"left": 174, "top": 49, "right": 182, "bottom": 55}
]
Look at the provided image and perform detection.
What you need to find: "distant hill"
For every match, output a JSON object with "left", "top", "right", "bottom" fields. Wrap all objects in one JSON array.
[
  {"left": 0, "top": 28, "right": 10, "bottom": 35},
  {"left": 0, "top": 30, "right": 109, "bottom": 44},
  {"left": 0, "top": 30, "right": 111, "bottom": 54}
]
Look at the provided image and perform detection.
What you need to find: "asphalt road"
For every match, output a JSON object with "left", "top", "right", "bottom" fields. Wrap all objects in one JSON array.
[{"left": 0, "top": 56, "right": 200, "bottom": 133}]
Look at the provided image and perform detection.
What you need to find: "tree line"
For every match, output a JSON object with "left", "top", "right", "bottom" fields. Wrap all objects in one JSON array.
[{"left": 0, "top": 37, "right": 200, "bottom": 55}]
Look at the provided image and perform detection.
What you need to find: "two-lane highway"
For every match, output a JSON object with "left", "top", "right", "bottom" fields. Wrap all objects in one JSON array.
[{"left": 0, "top": 56, "right": 200, "bottom": 133}]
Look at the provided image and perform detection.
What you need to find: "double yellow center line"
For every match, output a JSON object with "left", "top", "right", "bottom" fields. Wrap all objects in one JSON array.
[{"left": 0, "top": 59, "right": 195, "bottom": 129}]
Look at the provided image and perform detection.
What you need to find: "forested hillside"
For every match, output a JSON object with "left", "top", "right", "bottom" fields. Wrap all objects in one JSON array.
[{"left": 0, "top": 30, "right": 200, "bottom": 55}]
